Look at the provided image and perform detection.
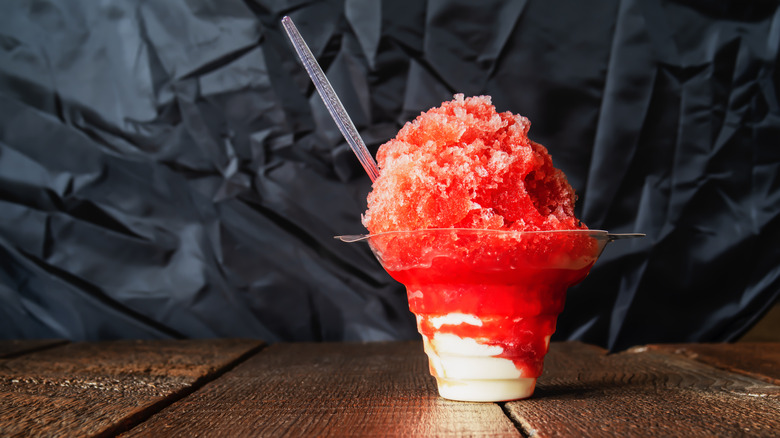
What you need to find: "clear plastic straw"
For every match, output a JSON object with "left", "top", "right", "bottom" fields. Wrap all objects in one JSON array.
[{"left": 281, "top": 16, "right": 381, "bottom": 182}]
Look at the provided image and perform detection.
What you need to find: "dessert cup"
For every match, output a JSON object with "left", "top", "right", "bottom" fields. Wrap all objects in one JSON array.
[{"left": 339, "top": 229, "right": 613, "bottom": 402}]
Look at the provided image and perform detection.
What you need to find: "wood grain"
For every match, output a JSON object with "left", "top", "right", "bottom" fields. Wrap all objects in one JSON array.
[
  {"left": 121, "top": 341, "right": 523, "bottom": 437},
  {"left": 645, "top": 342, "right": 780, "bottom": 385},
  {"left": 504, "top": 342, "right": 780, "bottom": 437},
  {"left": 0, "top": 339, "right": 264, "bottom": 438},
  {"left": 0, "top": 340, "right": 67, "bottom": 358}
]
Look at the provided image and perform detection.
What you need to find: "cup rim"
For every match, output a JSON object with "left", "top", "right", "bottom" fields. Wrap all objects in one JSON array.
[{"left": 334, "top": 228, "right": 646, "bottom": 243}]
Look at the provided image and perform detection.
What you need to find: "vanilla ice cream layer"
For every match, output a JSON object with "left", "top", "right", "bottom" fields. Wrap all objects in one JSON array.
[
  {"left": 423, "top": 333, "right": 521, "bottom": 379},
  {"left": 421, "top": 332, "right": 536, "bottom": 401},
  {"left": 437, "top": 377, "right": 536, "bottom": 402},
  {"left": 417, "top": 312, "right": 545, "bottom": 401},
  {"left": 429, "top": 312, "right": 483, "bottom": 329}
]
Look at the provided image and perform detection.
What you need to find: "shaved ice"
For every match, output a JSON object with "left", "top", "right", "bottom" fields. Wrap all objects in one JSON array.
[{"left": 363, "top": 94, "right": 585, "bottom": 234}]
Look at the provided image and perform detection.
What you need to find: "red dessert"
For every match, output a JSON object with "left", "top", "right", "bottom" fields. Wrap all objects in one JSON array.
[{"left": 361, "top": 95, "right": 596, "bottom": 401}]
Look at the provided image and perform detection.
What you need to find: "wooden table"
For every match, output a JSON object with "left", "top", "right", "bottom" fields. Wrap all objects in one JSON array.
[{"left": 1, "top": 339, "right": 778, "bottom": 437}]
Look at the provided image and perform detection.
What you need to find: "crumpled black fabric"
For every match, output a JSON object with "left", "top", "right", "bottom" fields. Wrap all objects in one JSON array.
[{"left": 1, "top": 0, "right": 778, "bottom": 350}]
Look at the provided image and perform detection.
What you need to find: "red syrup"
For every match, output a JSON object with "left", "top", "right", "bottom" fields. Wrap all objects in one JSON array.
[{"left": 381, "top": 234, "right": 597, "bottom": 377}]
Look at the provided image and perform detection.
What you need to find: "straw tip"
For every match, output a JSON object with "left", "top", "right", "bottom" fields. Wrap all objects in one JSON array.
[{"left": 281, "top": 16, "right": 291, "bottom": 24}]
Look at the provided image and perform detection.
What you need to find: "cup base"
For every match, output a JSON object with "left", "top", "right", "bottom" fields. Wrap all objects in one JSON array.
[{"left": 435, "top": 376, "right": 536, "bottom": 402}]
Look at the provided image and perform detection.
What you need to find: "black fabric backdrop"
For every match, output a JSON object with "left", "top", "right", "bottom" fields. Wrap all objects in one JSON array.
[{"left": 1, "top": 0, "right": 778, "bottom": 351}]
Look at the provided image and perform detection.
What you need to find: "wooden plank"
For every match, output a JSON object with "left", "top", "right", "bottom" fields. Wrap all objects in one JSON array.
[
  {"left": 645, "top": 342, "right": 780, "bottom": 385},
  {"left": 120, "top": 341, "right": 523, "bottom": 437},
  {"left": 504, "top": 342, "right": 780, "bottom": 437},
  {"left": 0, "top": 339, "right": 264, "bottom": 438},
  {"left": 739, "top": 302, "right": 780, "bottom": 342},
  {"left": 0, "top": 340, "right": 68, "bottom": 358}
]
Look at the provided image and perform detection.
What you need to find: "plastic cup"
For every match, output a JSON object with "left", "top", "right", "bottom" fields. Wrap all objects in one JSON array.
[{"left": 359, "top": 229, "right": 610, "bottom": 402}]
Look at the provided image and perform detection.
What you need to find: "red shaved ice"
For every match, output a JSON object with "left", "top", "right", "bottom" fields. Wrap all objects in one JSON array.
[{"left": 362, "top": 94, "right": 585, "bottom": 235}]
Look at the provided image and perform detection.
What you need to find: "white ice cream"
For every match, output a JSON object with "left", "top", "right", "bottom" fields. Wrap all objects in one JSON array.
[
  {"left": 417, "top": 312, "right": 539, "bottom": 401},
  {"left": 429, "top": 312, "right": 483, "bottom": 329}
]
